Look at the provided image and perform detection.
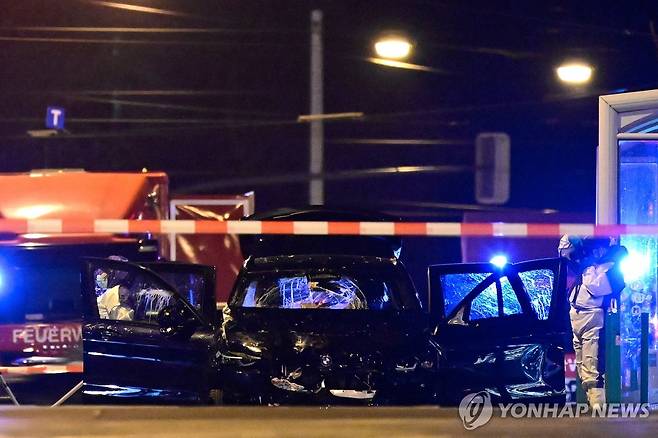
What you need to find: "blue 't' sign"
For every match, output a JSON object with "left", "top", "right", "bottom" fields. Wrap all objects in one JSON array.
[{"left": 45, "top": 107, "right": 65, "bottom": 130}]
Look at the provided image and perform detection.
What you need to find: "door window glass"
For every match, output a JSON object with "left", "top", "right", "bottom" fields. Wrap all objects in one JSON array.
[
  {"left": 150, "top": 271, "right": 206, "bottom": 315},
  {"left": 469, "top": 282, "right": 498, "bottom": 320},
  {"left": 440, "top": 273, "right": 490, "bottom": 317},
  {"left": 519, "top": 269, "right": 554, "bottom": 320},
  {"left": 501, "top": 276, "right": 522, "bottom": 316},
  {"left": 465, "top": 276, "right": 521, "bottom": 320},
  {"left": 94, "top": 267, "right": 176, "bottom": 324}
]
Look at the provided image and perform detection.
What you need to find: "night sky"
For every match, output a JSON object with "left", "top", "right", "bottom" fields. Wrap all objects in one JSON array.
[{"left": 1, "top": 0, "right": 658, "bottom": 216}]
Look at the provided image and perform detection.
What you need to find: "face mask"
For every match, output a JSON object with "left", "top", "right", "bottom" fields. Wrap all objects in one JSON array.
[{"left": 96, "top": 272, "right": 108, "bottom": 290}]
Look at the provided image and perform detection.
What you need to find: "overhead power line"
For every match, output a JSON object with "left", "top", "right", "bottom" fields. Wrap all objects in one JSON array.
[
  {"left": 0, "top": 26, "right": 302, "bottom": 34},
  {"left": 0, "top": 89, "right": 267, "bottom": 97},
  {"left": 327, "top": 138, "right": 471, "bottom": 146},
  {"left": 0, "top": 36, "right": 300, "bottom": 48},
  {"left": 356, "top": 86, "right": 636, "bottom": 123},
  {"left": 78, "top": 89, "right": 267, "bottom": 96},
  {"left": 1, "top": 27, "right": 539, "bottom": 60},
  {"left": 178, "top": 165, "right": 472, "bottom": 192},
  {"left": 0, "top": 117, "right": 259, "bottom": 124},
  {"left": 1, "top": 118, "right": 301, "bottom": 140},
  {"left": 3, "top": 85, "right": 649, "bottom": 141},
  {"left": 79, "top": 0, "right": 212, "bottom": 21},
  {"left": 63, "top": 95, "right": 286, "bottom": 117}
]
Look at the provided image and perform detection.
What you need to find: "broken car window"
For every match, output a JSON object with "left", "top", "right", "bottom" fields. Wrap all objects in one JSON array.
[
  {"left": 469, "top": 282, "right": 498, "bottom": 320},
  {"left": 444, "top": 274, "right": 522, "bottom": 321},
  {"left": 501, "top": 276, "right": 522, "bottom": 316},
  {"left": 440, "top": 272, "right": 490, "bottom": 317},
  {"left": 255, "top": 275, "right": 367, "bottom": 309},
  {"left": 231, "top": 269, "right": 415, "bottom": 310},
  {"left": 94, "top": 267, "right": 176, "bottom": 324},
  {"left": 150, "top": 271, "right": 206, "bottom": 315},
  {"left": 519, "top": 269, "right": 554, "bottom": 320}
]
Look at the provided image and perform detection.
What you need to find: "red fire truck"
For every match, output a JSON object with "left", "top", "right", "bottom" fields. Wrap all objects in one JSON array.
[{"left": 0, "top": 170, "right": 251, "bottom": 403}]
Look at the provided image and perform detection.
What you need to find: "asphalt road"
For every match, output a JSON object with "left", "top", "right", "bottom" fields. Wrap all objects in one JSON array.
[{"left": 0, "top": 406, "right": 657, "bottom": 438}]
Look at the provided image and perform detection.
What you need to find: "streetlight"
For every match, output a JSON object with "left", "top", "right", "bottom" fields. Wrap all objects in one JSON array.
[
  {"left": 556, "top": 62, "right": 593, "bottom": 85},
  {"left": 374, "top": 36, "right": 413, "bottom": 60}
]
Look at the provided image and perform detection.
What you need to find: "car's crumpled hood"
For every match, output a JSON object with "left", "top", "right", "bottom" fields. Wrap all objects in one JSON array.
[{"left": 221, "top": 307, "right": 429, "bottom": 359}]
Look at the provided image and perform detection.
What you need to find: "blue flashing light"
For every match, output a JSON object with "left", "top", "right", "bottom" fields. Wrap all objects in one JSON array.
[
  {"left": 489, "top": 255, "right": 508, "bottom": 268},
  {"left": 620, "top": 252, "right": 650, "bottom": 283}
]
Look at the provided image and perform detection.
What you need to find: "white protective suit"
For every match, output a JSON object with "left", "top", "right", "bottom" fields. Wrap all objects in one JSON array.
[
  {"left": 559, "top": 235, "right": 625, "bottom": 408},
  {"left": 97, "top": 285, "right": 134, "bottom": 321}
]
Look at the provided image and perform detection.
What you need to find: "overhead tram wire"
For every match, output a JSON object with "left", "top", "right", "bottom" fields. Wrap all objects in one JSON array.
[
  {"left": 177, "top": 165, "right": 473, "bottom": 193},
  {"left": 77, "top": 0, "right": 231, "bottom": 24},
  {"left": 0, "top": 89, "right": 269, "bottom": 97},
  {"left": 0, "top": 88, "right": 635, "bottom": 141},
  {"left": 0, "top": 32, "right": 538, "bottom": 61},
  {"left": 0, "top": 117, "right": 268, "bottom": 124},
  {"left": 0, "top": 118, "right": 303, "bottom": 141},
  {"left": 352, "top": 86, "right": 646, "bottom": 125},
  {"left": 60, "top": 95, "right": 286, "bottom": 118},
  {"left": 0, "top": 28, "right": 605, "bottom": 64},
  {"left": 4, "top": 81, "right": 650, "bottom": 141},
  {"left": 333, "top": 41, "right": 536, "bottom": 61},
  {"left": 0, "top": 26, "right": 304, "bottom": 35},
  {"left": 0, "top": 36, "right": 303, "bottom": 48},
  {"left": 326, "top": 138, "right": 471, "bottom": 146},
  {"left": 74, "top": 89, "right": 268, "bottom": 97}
]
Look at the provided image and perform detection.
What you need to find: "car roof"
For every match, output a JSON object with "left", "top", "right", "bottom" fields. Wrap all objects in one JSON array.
[
  {"left": 247, "top": 207, "right": 398, "bottom": 222},
  {"left": 247, "top": 254, "right": 398, "bottom": 270},
  {"left": 240, "top": 208, "right": 403, "bottom": 259}
]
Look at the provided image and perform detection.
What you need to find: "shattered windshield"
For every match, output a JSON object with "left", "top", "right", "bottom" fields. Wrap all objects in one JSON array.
[{"left": 231, "top": 268, "right": 418, "bottom": 311}]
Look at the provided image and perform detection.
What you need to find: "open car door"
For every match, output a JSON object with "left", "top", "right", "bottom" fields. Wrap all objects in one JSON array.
[
  {"left": 81, "top": 258, "right": 218, "bottom": 404},
  {"left": 428, "top": 258, "right": 570, "bottom": 403}
]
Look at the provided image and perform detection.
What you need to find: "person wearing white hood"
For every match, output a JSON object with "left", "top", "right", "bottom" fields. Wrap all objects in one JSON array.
[{"left": 558, "top": 235, "right": 627, "bottom": 408}]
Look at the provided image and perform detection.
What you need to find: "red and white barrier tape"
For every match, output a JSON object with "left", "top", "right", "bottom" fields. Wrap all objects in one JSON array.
[
  {"left": 0, "top": 361, "right": 83, "bottom": 376},
  {"left": 0, "top": 219, "right": 653, "bottom": 237}
]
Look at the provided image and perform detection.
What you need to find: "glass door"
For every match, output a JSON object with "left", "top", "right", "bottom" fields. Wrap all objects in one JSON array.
[{"left": 619, "top": 140, "right": 658, "bottom": 402}]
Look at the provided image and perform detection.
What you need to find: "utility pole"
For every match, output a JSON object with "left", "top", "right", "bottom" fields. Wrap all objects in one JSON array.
[{"left": 309, "top": 9, "right": 324, "bottom": 205}]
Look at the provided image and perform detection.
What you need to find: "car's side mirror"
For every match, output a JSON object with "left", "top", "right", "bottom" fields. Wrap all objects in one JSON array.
[{"left": 157, "top": 303, "right": 197, "bottom": 337}]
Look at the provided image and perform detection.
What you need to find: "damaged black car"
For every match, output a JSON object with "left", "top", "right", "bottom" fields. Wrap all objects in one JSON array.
[
  {"left": 216, "top": 209, "right": 436, "bottom": 404},
  {"left": 218, "top": 254, "right": 435, "bottom": 404}
]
